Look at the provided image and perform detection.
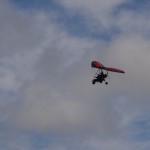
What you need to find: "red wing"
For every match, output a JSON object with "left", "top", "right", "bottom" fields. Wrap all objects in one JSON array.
[
  {"left": 104, "top": 67, "right": 125, "bottom": 73},
  {"left": 91, "top": 61, "right": 104, "bottom": 69},
  {"left": 91, "top": 61, "right": 125, "bottom": 73}
]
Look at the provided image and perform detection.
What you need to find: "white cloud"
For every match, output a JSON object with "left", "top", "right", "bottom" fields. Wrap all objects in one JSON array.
[
  {"left": 106, "top": 34, "right": 150, "bottom": 94},
  {"left": 4, "top": 0, "right": 150, "bottom": 138},
  {"left": 1, "top": 0, "right": 150, "bottom": 150},
  {"left": 56, "top": 0, "right": 150, "bottom": 38},
  {"left": 115, "top": 9, "right": 150, "bottom": 35},
  {"left": 56, "top": 0, "right": 132, "bottom": 31}
]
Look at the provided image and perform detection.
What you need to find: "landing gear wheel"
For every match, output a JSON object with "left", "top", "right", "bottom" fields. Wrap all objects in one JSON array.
[
  {"left": 92, "top": 80, "right": 95, "bottom": 84},
  {"left": 105, "top": 82, "right": 108, "bottom": 85}
]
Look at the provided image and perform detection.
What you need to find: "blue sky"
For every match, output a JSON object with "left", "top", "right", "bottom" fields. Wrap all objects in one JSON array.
[
  {"left": 1, "top": 0, "right": 150, "bottom": 150},
  {"left": 11, "top": 0, "right": 123, "bottom": 40},
  {"left": 11, "top": 0, "right": 150, "bottom": 39}
]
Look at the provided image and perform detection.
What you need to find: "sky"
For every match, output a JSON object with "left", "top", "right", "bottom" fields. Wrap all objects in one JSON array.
[{"left": 0, "top": 0, "right": 150, "bottom": 149}]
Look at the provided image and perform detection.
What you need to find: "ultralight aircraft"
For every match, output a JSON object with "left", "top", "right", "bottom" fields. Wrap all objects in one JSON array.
[{"left": 91, "top": 60, "right": 125, "bottom": 85}]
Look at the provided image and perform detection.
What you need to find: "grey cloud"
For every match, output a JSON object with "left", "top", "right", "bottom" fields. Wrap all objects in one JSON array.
[
  {"left": 12, "top": 39, "right": 122, "bottom": 136},
  {"left": 57, "top": 0, "right": 126, "bottom": 12},
  {"left": 56, "top": 0, "right": 150, "bottom": 38},
  {"left": 56, "top": 0, "right": 132, "bottom": 32},
  {"left": 106, "top": 34, "right": 150, "bottom": 94},
  {"left": 115, "top": 9, "right": 150, "bottom": 35},
  {"left": 0, "top": 2, "right": 65, "bottom": 93},
  {"left": 1, "top": 0, "right": 150, "bottom": 150}
]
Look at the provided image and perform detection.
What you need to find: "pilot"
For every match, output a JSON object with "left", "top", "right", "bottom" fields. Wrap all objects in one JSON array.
[
  {"left": 96, "top": 71, "right": 107, "bottom": 81},
  {"left": 92, "top": 71, "right": 108, "bottom": 84}
]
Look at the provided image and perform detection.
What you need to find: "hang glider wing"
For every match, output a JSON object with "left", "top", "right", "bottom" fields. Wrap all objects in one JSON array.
[
  {"left": 91, "top": 60, "right": 125, "bottom": 73},
  {"left": 91, "top": 61, "right": 104, "bottom": 69},
  {"left": 103, "top": 67, "right": 125, "bottom": 73}
]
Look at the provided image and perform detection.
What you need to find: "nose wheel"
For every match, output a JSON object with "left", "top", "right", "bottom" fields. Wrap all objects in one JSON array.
[{"left": 105, "top": 82, "right": 108, "bottom": 85}]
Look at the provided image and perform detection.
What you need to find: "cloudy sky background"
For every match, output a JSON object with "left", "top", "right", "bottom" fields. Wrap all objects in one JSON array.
[{"left": 0, "top": 0, "right": 150, "bottom": 149}]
